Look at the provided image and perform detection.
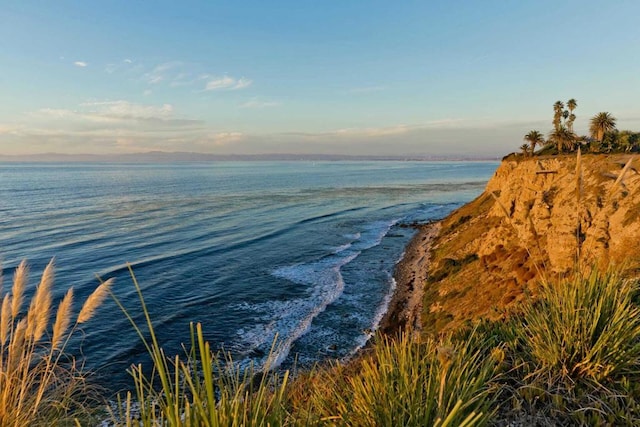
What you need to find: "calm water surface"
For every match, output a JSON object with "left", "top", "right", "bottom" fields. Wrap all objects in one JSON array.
[{"left": 0, "top": 161, "right": 498, "bottom": 391}]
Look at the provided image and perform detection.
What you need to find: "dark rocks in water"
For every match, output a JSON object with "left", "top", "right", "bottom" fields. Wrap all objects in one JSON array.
[
  {"left": 398, "top": 220, "right": 437, "bottom": 229},
  {"left": 327, "top": 344, "right": 338, "bottom": 351}
]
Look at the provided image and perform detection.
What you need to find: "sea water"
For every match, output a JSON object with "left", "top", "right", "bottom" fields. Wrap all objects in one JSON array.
[{"left": 0, "top": 161, "right": 498, "bottom": 391}]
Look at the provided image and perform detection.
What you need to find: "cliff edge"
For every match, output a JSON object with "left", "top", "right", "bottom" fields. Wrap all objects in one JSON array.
[{"left": 422, "top": 154, "right": 640, "bottom": 335}]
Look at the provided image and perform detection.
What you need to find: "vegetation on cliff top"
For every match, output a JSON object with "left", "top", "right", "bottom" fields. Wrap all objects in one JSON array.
[{"left": 519, "top": 99, "right": 639, "bottom": 156}]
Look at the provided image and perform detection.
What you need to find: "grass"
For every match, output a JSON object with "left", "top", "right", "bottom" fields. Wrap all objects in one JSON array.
[
  {"left": 109, "top": 266, "right": 640, "bottom": 426},
  {"left": 295, "top": 331, "right": 501, "bottom": 426},
  {"left": 108, "top": 266, "right": 291, "bottom": 426},
  {"left": 4, "top": 260, "right": 640, "bottom": 426},
  {"left": 0, "top": 259, "right": 111, "bottom": 426},
  {"left": 506, "top": 270, "right": 640, "bottom": 425}
]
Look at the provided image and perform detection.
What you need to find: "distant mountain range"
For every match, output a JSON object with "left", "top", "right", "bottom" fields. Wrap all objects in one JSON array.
[{"left": 0, "top": 151, "right": 498, "bottom": 162}]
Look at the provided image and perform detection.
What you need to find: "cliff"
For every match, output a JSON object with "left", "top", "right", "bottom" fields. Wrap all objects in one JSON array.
[{"left": 421, "top": 153, "right": 640, "bottom": 335}]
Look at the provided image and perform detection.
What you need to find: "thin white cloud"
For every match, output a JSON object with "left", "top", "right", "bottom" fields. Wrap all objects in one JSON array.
[
  {"left": 147, "top": 75, "right": 163, "bottom": 84},
  {"left": 104, "top": 58, "right": 137, "bottom": 74},
  {"left": 80, "top": 100, "right": 174, "bottom": 120},
  {"left": 234, "top": 77, "right": 252, "bottom": 89},
  {"left": 74, "top": 61, "right": 88, "bottom": 67},
  {"left": 144, "top": 61, "right": 182, "bottom": 85},
  {"left": 208, "top": 132, "right": 244, "bottom": 146},
  {"left": 205, "top": 76, "right": 252, "bottom": 91},
  {"left": 0, "top": 124, "right": 19, "bottom": 135},
  {"left": 240, "top": 98, "right": 281, "bottom": 109},
  {"left": 333, "top": 125, "right": 411, "bottom": 137},
  {"left": 32, "top": 101, "right": 197, "bottom": 127}
]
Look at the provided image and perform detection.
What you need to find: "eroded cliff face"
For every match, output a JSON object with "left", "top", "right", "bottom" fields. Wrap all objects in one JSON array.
[{"left": 423, "top": 154, "right": 640, "bottom": 335}]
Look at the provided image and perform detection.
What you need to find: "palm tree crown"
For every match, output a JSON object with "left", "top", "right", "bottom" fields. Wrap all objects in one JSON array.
[
  {"left": 590, "top": 112, "right": 617, "bottom": 142},
  {"left": 524, "top": 130, "right": 545, "bottom": 154},
  {"left": 549, "top": 126, "right": 576, "bottom": 153},
  {"left": 553, "top": 101, "right": 565, "bottom": 131}
]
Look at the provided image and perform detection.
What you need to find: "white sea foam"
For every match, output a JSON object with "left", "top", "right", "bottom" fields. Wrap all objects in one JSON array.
[
  {"left": 235, "top": 218, "right": 399, "bottom": 370},
  {"left": 332, "top": 242, "right": 353, "bottom": 254},
  {"left": 345, "top": 275, "right": 397, "bottom": 361}
]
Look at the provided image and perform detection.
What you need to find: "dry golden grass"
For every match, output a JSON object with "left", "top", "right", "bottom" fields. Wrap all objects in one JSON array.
[
  {"left": 78, "top": 278, "right": 113, "bottom": 324},
  {"left": 0, "top": 259, "right": 111, "bottom": 426}
]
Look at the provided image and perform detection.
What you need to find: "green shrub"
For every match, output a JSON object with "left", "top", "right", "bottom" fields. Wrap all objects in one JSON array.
[
  {"left": 302, "top": 332, "right": 501, "bottom": 426},
  {"left": 511, "top": 270, "right": 640, "bottom": 424},
  {"left": 520, "top": 271, "right": 640, "bottom": 383}
]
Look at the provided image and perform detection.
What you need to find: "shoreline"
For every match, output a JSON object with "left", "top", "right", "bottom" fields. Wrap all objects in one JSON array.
[{"left": 378, "top": 221, "right": 441, "bottom": 336}]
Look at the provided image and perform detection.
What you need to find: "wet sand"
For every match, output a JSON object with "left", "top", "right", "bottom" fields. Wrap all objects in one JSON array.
[{"left": 379, "top": 221, "right": 440, "bottom": 336}]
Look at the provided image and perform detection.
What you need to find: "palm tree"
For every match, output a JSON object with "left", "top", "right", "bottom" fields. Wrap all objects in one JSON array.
[
  {"left": 524, "top": 130, "right": 545, "bottom": 155},
  {"left": 568, "top": 113, "right": 577, "bottom": 132},
  {"left": 553, "top": 101, "right": 565, "bottom": 131},
  {"left": 519, "top": 144, "right": 530, "bottom": 156},
  {"left": 549, "top": 126, "right": 576, "bottom": 153},
  {"left": 590, "top": 112, "right": 617, "bottom": 142},
  {"left": 566, "top": 99, "right": 577, "bottom": 132}
]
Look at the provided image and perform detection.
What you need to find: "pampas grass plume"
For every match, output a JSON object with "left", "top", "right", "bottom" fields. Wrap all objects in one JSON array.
[
  {"left": 78, "top": 278, "right": 113, "bottom": 324},
  {"left": 0, "top": 294, "right": 10, "bottom": 346},
  {"left": 26, "top": 259, "right": 54, "bottom": 342},
  {"left": 52, "top": 288, "right": 74, "bottom": 350},
  {"left": 11, "top": 260, "right": 28, "bottom": 319}
]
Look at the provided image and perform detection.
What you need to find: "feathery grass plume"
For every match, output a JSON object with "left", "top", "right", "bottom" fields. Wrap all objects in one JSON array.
[
  {"left": 612, "top": 156, "right": 634, "bottom": 189},
  {"left": 490, "top": 191, "right": 511, "bottom": 219},
  {"left": 78, "top": 278, "right": 113, "bottom": 324},
  {"left": 575, "top": 147, "right": 582, "bottom": 204},
  {"left": 8, "top": 318, "right": 27, "bottom": 372},
  {"left": 26, "top": 259, "right": 54, "bottom": 342},
  {"left": 1, "top": 295, "right": 10, "bottom": 346},
  {"left": 51, "top": 288, "right": 74, "bottom": 350},
  {"left": 491, "top": 191, "right": 546, "bottom": 279},
  {"left": 575, "top": 148, "right": 583, "bottom": 264},
  {"left": 0, "top": 259, "right": 106, "bottom": 426},
  {"left": 11, "top": 260, "right": 28, "bottom": 319}
]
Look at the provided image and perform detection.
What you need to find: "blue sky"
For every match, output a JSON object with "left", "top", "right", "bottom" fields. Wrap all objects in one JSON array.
[{"left": 1, "top": 0, "right": 639, "bottom": 157}]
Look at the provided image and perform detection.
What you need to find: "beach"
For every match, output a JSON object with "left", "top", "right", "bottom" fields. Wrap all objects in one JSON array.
[{"left": 379, "top": 221, "right": 441, "bottom": 336}]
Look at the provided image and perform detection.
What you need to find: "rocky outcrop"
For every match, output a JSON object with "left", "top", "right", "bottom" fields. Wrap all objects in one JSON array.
[{"left": 422, "top": 154, "right": 640, "bottom": 335}]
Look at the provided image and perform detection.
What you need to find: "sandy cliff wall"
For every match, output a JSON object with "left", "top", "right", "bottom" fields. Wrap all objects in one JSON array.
[{"left": 422, "top": 154, "right": 640, "bottom": 334}]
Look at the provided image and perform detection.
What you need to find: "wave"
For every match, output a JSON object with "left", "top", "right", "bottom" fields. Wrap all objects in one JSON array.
[{"left": 234, "top": 218, "right": 398, "bottom": 370}]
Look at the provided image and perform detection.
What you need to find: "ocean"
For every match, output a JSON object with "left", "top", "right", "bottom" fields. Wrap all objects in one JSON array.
[{"left": 0, "top": 160, "right": 498, "bottom": 391}]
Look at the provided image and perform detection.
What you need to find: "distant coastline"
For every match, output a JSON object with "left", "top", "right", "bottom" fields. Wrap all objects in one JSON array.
[{"left": 0, "top": 151, "right": 499, "bottom": 163}]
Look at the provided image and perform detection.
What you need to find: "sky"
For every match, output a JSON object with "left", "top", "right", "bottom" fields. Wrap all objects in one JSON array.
[{"left": 1, "top": 0, "right": 640, "bottom": 158}]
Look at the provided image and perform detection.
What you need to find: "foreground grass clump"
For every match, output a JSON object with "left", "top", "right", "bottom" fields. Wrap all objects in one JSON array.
[
  {"left": 522, "top": 271, "right": 640, "bottom": 383},
  {"left": 288, "top": 332, "right": 501, "bottom": 426},
  {"left": 0, "top": 259, "right": 111, "bottom": 426},
  {"left": 109, "top": 267, "right": 291, "bottom": 427},
  {"left": 492, "top": 270, "right": 640, "bottom": 425}
]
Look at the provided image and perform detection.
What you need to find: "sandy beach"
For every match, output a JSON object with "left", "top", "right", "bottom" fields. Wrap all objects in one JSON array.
[{"left": 379, "top": 221, "right": 440, "bottom": 336}]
